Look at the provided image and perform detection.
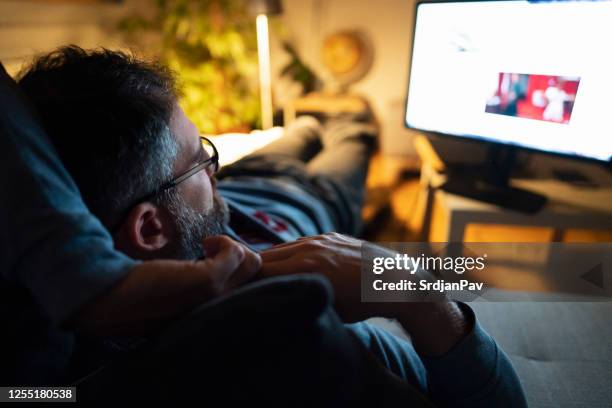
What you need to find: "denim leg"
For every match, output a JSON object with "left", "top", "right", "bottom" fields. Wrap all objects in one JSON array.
[
  {"left": 248, "top": 115, "right": 323, "bottom": 162},
  {"left": 305, "top": 120, "right": 378, "bottom": 225}
]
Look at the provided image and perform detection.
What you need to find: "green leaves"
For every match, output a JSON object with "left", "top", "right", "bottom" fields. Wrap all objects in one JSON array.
[{"left": 120, "top": 0, "right": 260, "bottom": 133}]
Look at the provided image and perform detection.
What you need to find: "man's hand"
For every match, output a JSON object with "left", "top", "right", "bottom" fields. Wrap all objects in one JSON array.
[
  {"left": 72, "top": 235, "right": 261, "bottom": 336},
  {"left": 261, "top": 232, "right": 381, "bottom": 322},
  {"left": 261, "top": 233, "right": 470, "bottom": 356},
  {"left": 200, "top": 235, "right": 262, "bottom": 296}
]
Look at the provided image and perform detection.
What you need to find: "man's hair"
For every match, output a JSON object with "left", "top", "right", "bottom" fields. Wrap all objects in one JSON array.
[{"left": 18, "top": 45, "right": 179, "bottom": 230}]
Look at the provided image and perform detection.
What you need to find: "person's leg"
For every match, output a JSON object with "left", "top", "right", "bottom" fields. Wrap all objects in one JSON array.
[
  {"left": 306, "top": 119, "right": 377, "bottom": 189},
  {"left": 248, "top": 115, "right": 323, "bottom": 162},
  {"left": 217, "top": 112, "right": 378, "bottom": 237},
  {"left": 304, "top": 116, "right": 378, "bottom": 233}
]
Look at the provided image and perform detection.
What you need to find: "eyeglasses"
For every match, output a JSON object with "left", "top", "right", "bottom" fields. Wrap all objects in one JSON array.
[{"left": 140, "top": 136, "right": 219, "bottom": 203}]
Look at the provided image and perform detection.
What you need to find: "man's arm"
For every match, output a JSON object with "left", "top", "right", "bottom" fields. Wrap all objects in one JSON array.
[
  {"left": 0, "top": 63, "right": 260, "bottom": 338},
  {"left": 345, "top": 304, "right": 527, "bottom": 407},
  {"left": 260, "top": 233, "right": 470, "bottom": 354},
  {"left": 260, "top": 233, "right": 527, "bottom": 407},
  {"left": 71, "top": 236, "right": 261, "bottom": 337}
]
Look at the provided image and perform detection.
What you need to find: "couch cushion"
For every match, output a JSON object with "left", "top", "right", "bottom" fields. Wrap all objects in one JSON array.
[{"left": 472, "top": 301, "right": 612, "bottom": 408}]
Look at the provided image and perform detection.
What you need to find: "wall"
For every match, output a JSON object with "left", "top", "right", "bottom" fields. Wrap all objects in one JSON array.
[
  {"left": 0, "top": 0, "right": 608, "bottom": 180},
  {"left": 271, "top": 0, "right": 420, "bottom": 157},
  {"left": 0, "top": 0, "right": 420, "bottom": 157},
  {"left": 271, "top": 0, "right": 611, "bottom": 180},
  {"left": 0, "top": 0, "right": 148, "bottom": 75}
]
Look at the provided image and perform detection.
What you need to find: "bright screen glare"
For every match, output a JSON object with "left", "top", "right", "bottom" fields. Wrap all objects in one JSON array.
[{"left": 405, "top": 0, "right": 612, "bottom": 162}]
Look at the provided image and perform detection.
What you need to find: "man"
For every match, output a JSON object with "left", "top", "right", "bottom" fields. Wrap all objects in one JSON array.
[
  {"left": 4, "top": 52, "right": 401, "bottom": 407},
  {"left": 16, "top": 46, "right": 526, "bottom": 406},
  {"left": 0, "top": 56, "right": 262, "bottom": 393},
  {"left": 17, "top": 46, "right": 373, "bottom": 262}
]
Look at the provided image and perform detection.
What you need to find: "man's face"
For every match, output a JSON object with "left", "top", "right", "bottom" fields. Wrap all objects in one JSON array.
[{"left": 163, "top": 103, "right": 229, "bottom": 259}]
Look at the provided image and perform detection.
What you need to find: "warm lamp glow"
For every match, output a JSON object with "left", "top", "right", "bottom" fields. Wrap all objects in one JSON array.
[{"left": 256, "top": 13, "right": 273, "bottom": 129}]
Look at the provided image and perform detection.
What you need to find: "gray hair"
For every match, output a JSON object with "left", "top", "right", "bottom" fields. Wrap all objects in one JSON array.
[
  {"left": 109, "top": 124, "right": 179, "bottom": 228},
  {"left": 17, "top": 46, "right": 182, "bottom": 231}
]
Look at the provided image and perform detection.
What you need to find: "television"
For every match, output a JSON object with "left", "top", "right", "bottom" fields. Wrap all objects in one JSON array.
[{"left": 404, "top": 0, "right": 612, "bottom": 212}]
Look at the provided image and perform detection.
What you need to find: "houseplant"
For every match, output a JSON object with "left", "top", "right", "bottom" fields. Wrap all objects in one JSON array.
[{"left": 120, "top": 0, "right": 261, "bottom": 133}]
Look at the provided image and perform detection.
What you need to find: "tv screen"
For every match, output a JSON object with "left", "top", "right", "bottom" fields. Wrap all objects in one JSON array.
[{"left": 405, "top": 0, "right": 612, "bottom": 163}]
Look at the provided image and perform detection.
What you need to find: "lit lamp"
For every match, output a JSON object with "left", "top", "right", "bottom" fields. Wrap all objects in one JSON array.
[{"left": 249, "top": 0, "right": 282, "bottom": 129}]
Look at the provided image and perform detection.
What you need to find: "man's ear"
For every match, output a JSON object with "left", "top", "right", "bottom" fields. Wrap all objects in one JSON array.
[{"left": 115, "top": 202, "right": 173, "bottom": 257}]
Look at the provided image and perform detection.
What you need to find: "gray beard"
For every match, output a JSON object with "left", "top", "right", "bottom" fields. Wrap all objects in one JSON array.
[{"left": 164, "top": 190, "right": 229, "bottom": 260}]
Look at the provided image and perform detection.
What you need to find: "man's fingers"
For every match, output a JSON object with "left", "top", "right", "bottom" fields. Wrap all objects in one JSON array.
[
  {"left": 225, "top": 246, "right": 262, "bottom": 290},
  {"left": 260, "top": 246, "right": 294, "bottom": 263},
  {"left": 262, "top": 235, "right": 341, "bottom": 263},
  {"left": 201, "top": 236, "right": 262, "bottom": 293},
  {"left": 261, "top": 241, "right": 316, "bottom": 262},
  {"left": 263, "top": 239, "right": 305, "bottom": 251},
  {"left": 263, "top": 233, "right": 354, "bottom": 256},
  {"left": 202, "top": 236, "right": 245, "bottom": 280},
  {"left": 202, "top": 235, "right": 240, "bottom": 258},
  {"left": 263, "top": 233, "right": 334, "bottom": 250}
]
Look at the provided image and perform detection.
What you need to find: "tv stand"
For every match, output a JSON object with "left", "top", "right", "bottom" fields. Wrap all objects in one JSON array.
[
  {"left": 412, "top": 135, "right": 612, "bottom": 242},
  {"left": 440, "top": 144, "right": 547, "bottom": 213},
  {"left": 552, "top": 168, "right": 599, "bottom": 188},
  {"left": 440, "top": 177, "right": 547, "bottom": 213}
]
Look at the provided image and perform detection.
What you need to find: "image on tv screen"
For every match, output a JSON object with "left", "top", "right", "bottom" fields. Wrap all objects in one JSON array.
[{"left": 485, "top": 73, "right": 580, "bottom": 124}]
